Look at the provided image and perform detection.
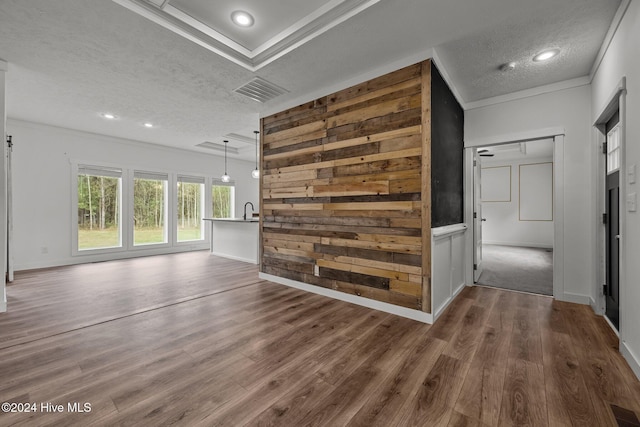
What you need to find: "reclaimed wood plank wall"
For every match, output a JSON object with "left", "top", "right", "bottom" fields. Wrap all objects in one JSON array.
[{"left": 261, "top": 60, "right": 433, "bottom": 312}]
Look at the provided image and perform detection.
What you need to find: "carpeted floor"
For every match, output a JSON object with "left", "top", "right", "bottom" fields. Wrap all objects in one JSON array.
[{"left": 477, "top": 244, "right": 553, "bottom": 295}]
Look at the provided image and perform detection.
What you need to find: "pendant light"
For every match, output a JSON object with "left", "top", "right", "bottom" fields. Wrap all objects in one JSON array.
[
  {"left": 221, "top": 140, "right": 231, "bottom": 183},
  {"left": 251, "top": 130, "right": 260, "bottom": 179}
]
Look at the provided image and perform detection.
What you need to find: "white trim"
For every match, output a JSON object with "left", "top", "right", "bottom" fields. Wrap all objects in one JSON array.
[
  {"left": 465, "top": 77, "right": 590, "bottom": 110},
  {"left": 0, "top": 59, "right": 7, "bottom": 312},
  {"left": 621, "top": 341, "right": 640, "bottom": 380},
  {"left": 210, "top": 252, "right": 258, "bottom": 265},
  {"left": 432, "top": 223, "right": 467, "bottom": 239},
  {"left": 559, "top": 292, "right": 591, "bottom": 305},
  {"left": 464, "top": 129, "right": 565, "bottom": 302},
  {"left": 482, "top": 241, "right": 553, "bottom": 249},
  {"left": 594, "top": 78, "right": 626, "bottom": 131},
  {"left": 589, "top": 0, "right": 632, "bottom": 81},
  {"left": 259, "top": 273, "right": 433, "bottom": 324},
  {"left": 112, "top": 0, "right": 382, "bottom": 72},
  {"left": 433, "top": 282, "right": 466, "bottom": 320},
  {"left": 553, "top": 135, "right": 565, "bottom": 302},
  {"left": 466, "top": 127, "right": 565, "bottom": 148},
  {"left": 604, "top": 314, "right": 621, "bottom": 337},
  {"left": 590, "top": 296, "right": 600, "bottom": 315},
  {"left": 593, "top": 78, "right": 626, "bottom": 337},
  {"left": 14, "top": 245, "right": 210, "bottom": 271},
  {"left": 431, "top": 224, "right": 468, "bottom": 321},
  {"left": 464, "top": 148, "right": 475, "bottom": 286}
]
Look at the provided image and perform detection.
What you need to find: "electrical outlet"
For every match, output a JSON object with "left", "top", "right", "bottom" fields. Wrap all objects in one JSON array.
[
  {"left": 629, "top": 164, "right": 636, "bottom": 184},
  {"left": 314, "top": 264, "right": 319, "bottom": 276}
]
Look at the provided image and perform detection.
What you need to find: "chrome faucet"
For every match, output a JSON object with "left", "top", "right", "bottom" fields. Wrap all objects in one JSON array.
[{"left": 243, "top": 202, "right": 255, "bottom": 220}]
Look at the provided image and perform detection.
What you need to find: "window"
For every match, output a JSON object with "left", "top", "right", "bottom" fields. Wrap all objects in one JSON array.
[
  {"left": 134, "top": 171, "right": 168, "bottom": 245},
  {"left": 607, "top": 124, "right": 621, "bottom": 174},
  {"left": 177, "top": 176, "right": 205, "bottom": 242},
  {"left": 77, "top": 166, "right": 122, "bottom": 250},
  {"left": 212, "top": 179, "right": 235, "bottom": 218}
]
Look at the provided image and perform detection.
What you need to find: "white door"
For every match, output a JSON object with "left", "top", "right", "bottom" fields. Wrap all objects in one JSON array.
[{"left": 473, "top": 150, "right": 484, "bottom": 282}]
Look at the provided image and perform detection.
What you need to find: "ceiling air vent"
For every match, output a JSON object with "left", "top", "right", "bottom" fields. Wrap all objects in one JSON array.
[{"left": 234, "top": 77, "right": 288, "bottom": 103}]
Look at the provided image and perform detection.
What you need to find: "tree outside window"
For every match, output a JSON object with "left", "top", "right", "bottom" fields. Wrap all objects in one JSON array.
[
  {"left": 212, "top": 183, "right": 234, "bottom": 218},
  {"left": 134, "top": 172, "right": 168, "bottom": 245},
  {"left": 177, "top": 176, "right": 204, "bottom": 241},
  {"left": 77, "top": 166, "right": 122, "bottom": 250}
]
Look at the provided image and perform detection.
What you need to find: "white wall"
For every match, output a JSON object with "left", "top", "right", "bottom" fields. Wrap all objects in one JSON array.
[
  {"left": 465, "top": 84, "right": 593, "bottom": 303},
  {"left": 481, "top": 157, "right": 554, "bottom": 248},
  {"left": 7, "top": 119, "right": 259, "bottom": 271},
  {"left": 591, "top": 0, "right": 640, "bottom": 378}
]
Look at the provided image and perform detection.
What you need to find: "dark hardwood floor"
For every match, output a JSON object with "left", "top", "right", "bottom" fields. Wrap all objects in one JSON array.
[{"left": 0, "top": 251, "right": 639, "bottom": 426}]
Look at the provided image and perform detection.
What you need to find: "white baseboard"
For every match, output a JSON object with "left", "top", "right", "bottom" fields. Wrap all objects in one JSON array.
[
  {"left": 590, "top": 296, "right": 605, "bottom": 315},
  {"left": 621, "top": 341, "right": 640, "bottom": 380},
  {"left": 559, "top": 292, "right": 591, "bottom": 305},
  {"left": 15, "top": 245, "right": 210, "bottom": 272},
  {"left": 259, "top": 273, "right": 433, "bottom": 324},
  {"left": 0, "top": 299, "right": 6, "bottom": 313},
  {"left": 433, "top": 282, "right": 467, "bottom": 321},
  {"left": 210, "top": 252, "right": 258, "bottom": 265},
  {"left": 483, "top": 241, "right": 553, "bottom": 249}
]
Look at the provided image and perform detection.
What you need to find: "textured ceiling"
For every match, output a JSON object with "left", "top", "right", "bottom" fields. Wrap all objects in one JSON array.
[
  {"left": 0, "top": 0, "right": 621, "bottom": 160},
  {"left": 435, "top": 0, "right": 621, "bottom": 101}
]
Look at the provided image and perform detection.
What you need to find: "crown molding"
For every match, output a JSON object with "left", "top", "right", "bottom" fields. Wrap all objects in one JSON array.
[
  {"left": 112, "top": 0, "right": 381, "bottom": 71},
  {"left": 589, "top": 0, "right": 631, "bottom": 81}
]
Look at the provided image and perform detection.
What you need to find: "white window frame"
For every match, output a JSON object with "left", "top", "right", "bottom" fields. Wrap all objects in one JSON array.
[
  {"left": 71, "top": 162, "right": 128, "bottom": 256},
  {"left": 131, "top": 170, "right": 170, "bottom": 249},
  {"left": 607, "top": 123, "right": 621, "bottom": 175},
  {"left": 72, "top": 162, "right": 220, "bottom": 256},
  {"left": 176, "top": 175, "right": 206, "bottom": 243}
]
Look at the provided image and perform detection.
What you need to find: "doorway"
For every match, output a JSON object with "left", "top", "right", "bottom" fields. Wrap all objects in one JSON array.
[
  {"left": 604, "top": 112, "right": 621, "bottom": 330},
  {"left": 473, "top": 140, "right": 555, "bottom": 295}
]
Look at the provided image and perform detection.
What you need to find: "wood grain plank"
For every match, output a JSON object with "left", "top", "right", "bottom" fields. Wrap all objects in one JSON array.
[
  {"left": 3, "top": 262, "right": 640, "bottom": 426},
  {"left": 421, "top": 59, "right": 432, "bottom": 314},
  {"left": 263, "top": 119, "right": 326, "bottom": 144},
  {"left": 499, "top": 358, "right": 548, "bottom": 427}
]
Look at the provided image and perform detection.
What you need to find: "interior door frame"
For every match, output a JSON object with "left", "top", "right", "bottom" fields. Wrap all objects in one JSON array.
[
  {"left": 472, "top": 148, "right": 483, "bottom": 282},
  {"left": 594, "top": 77, "right": 627, "bottom": 335},
  {"left": 464, "top": 127, "right": 565, "bottom": 300}
]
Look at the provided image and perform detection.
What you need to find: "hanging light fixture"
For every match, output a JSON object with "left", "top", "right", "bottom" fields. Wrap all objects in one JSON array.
[
  {"left": 221, "top": 140, "right": 231, "bottom": 183},
  {"left": 251, "top": 130, "right": 260, "bottom": 179}
]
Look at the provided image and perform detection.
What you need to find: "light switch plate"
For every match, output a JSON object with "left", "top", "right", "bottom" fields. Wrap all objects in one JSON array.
[
  {"left": 628, "top": 193, "right": 637, "bottom": 212},
  {"left": 629, "top": 164, "right": 636, "bottom": 184}
]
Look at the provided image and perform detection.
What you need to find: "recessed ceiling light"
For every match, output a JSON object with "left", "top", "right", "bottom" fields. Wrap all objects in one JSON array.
[
  {"left": 101, "top": 113, "right": 117, "bottom": 119},
  {"left": 231, "top": 10, "right": 254, "bottom": 27},
  {"left": 533, "top": 49, "right": 560, "bottom": 62},
  {"left": 144, "top": 123, "right": 154, "bottom": 128}
]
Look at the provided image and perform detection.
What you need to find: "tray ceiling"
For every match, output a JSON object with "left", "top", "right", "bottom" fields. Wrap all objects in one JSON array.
[{"left": 113, "top": 0, "right": 381, "bottom": 70}]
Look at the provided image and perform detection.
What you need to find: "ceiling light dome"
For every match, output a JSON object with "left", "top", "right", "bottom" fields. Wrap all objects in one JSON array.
[
  {"left": 231, "top": 11, "right": 254, "bottom": 27},
  {"left": 533, "top": 48, "right": 560, "bottom": 62}
]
